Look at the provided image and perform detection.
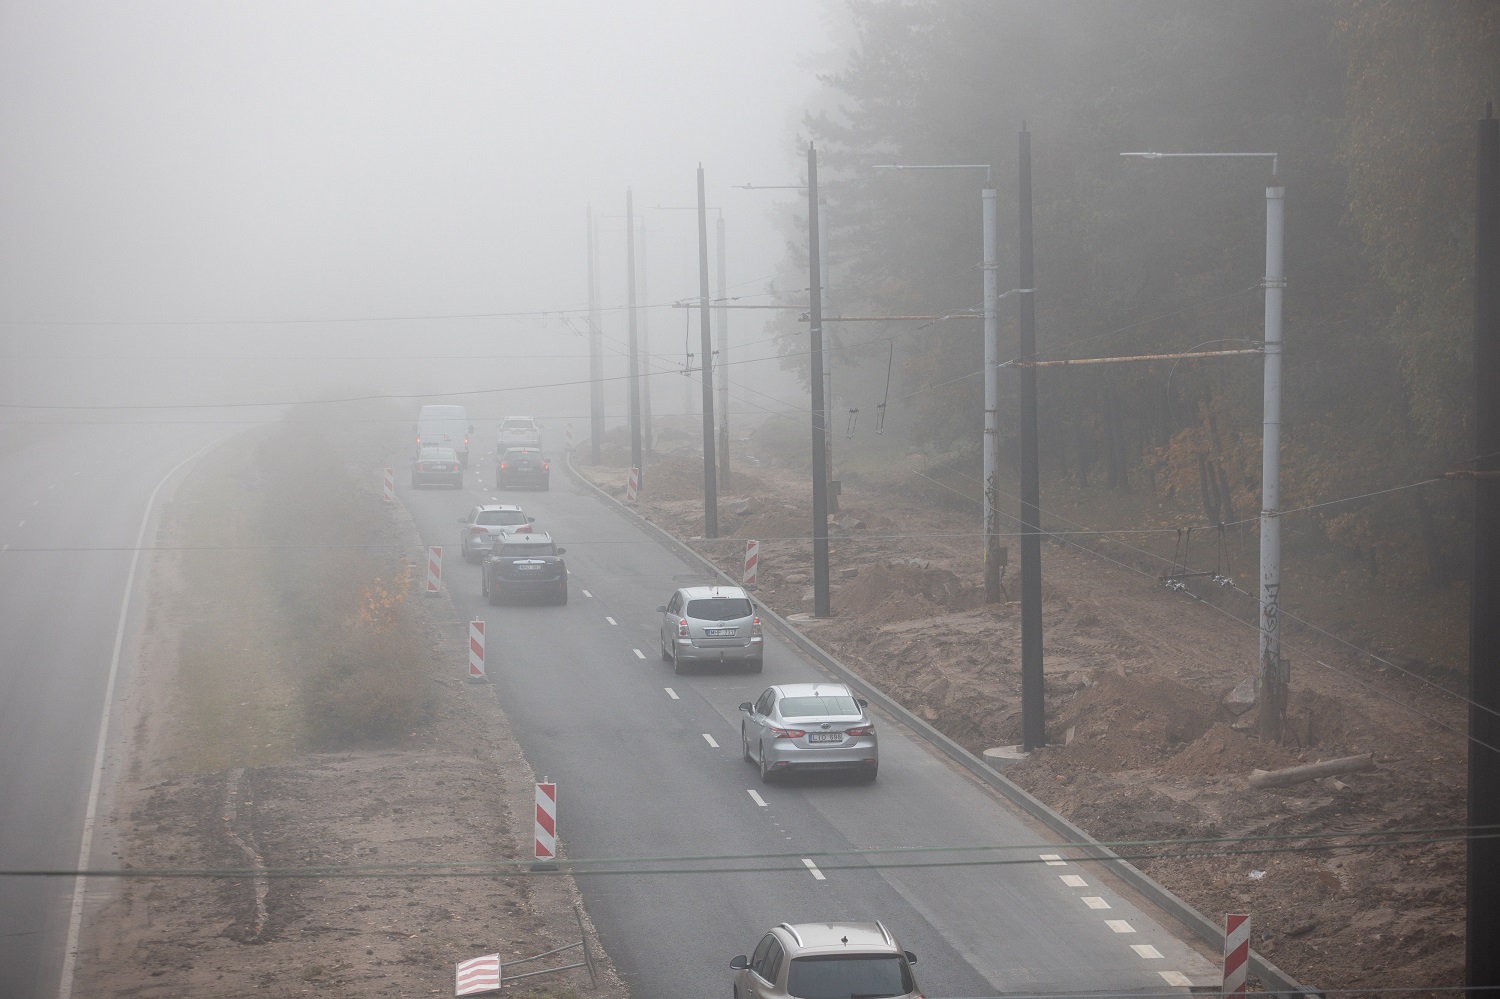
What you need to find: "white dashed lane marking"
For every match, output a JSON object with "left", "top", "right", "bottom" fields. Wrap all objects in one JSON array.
[
  {"left": 605, "top": 616, "right": 617, "bottom": 625},
  {"left": 664, "top": 688, "right": 679, "bottom": 700},
  {"left": 1130, "top": 944, "right": 1163, "bottom": 960},
  {"left": 1159, "top": 971, "right": 1193, "bottom": 987},
  {"left": 633, "top": 649, "right": 646, "bottom": 659},
  {"left": 1081, "top": 896, "right": 1110, "bottom": 910},
  {"left": 1060, "top": 874, "right": 1088, "bottom": 888},
  {"left": 582, "top": 589, "right": 593, "bottom": 598},
  {"left": 1040, "top": 854, "right": 1066, "bottom": 866},
  {"left": 747, "top": 790, "right": 768, "bottom": 807},
  {"left": 1105, "top": 920, "right": 1135, "bottom": 934},
  {"left": 702, "top": 734, "right": 719, "bottom": 748},
  {"left": 801, "top": 859, "right": 826, "bottom": 881}
]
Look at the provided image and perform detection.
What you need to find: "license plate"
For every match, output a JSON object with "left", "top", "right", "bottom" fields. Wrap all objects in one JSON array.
[
  {"left": 515, "top": 564, "right": 540, "bottom": 571},
  {"left": 705, "top": 628, "right": 735, "bottom": 637},
  {"left": 808, "top": 733, "right": 842, "bottom": 743}
]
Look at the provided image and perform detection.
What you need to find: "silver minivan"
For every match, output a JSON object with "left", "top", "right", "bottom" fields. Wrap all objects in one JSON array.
[{"left": 657, "top": 585, "right": 763, "bottom": 674}]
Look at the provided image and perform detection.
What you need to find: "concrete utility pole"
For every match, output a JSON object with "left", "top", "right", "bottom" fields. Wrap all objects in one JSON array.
[
  {"left": 696, "top": 165, "right": 719, "bottom": 538},
  {"left": 1017, "top": 125, "right": 1045, "bottom": 753},
  {"left": 587, "top": 205, "right": 604, "bottom": 464},
  {"left": 1468, "top": 101, "right": 1499, "bottom": 996},
  {"left": 716, "top": 213, "right": 731, "bottom": 491},
  {"left": 626, "top": 189, "right": 643, "bottom": 483},
  {"left": 808, "top": 145, "right": 831, "bottom": 617},
  {"left": 1121, "top": 148, "right": 1284, "bottom": 741},
  {"left": 638, "top": 217, "right": 653, "bottom": 454}
]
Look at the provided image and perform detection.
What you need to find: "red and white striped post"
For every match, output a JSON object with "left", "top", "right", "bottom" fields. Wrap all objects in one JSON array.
[
  {"left": 454, "top": 954, "right": 502, "bottom": 997},
  {"left": 426, "top": 546, "right": 442, "bottom": 595},
  {"left": 467, "top": 619, "right": 486, "bottom": 682},
  {"left": 743, "top": 539, "right": 760, "bottom": 587},
  {"left": 382, "top": 467, "right": 394, "bottom": 502},
  {"left": 565, "top": 423, "right": 575, "bottom": 451},
  {"left": 533, "top": 780, "right": 558, "bottom": 869},
  {"left": 626, "top": 466, "right": 639, "bottom": 503},
  {"left": 1223, "top": 913, "right": 1250, "bottom": 996}
]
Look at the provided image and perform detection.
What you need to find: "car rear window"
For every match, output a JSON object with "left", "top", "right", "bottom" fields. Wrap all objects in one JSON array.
[
  {"left": 502, "top": 420, "right": 534, "bottom": 429},
  {"left": 778, "top": 695, "right": 860, "bottom": 719},
  {"left": 477, "top": 510, "right": 528, "bottom": 526},
  {"left": 785, "top": 954, "right": 912, "bottom": 999},
  {"left": 685, "top": 598, "right": 752, "bottom": 620}
]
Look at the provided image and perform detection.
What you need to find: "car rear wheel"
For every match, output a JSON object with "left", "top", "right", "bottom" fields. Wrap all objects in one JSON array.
[
  {"left": 859, "top": 763, "right": 879, "bottom": 783},
  {"left": 672, "top": 650, "right": 686, "bottom": 675},
  {"left": 659, "top": 636, "right": 672, "bottom": 663},
  {"left": 758, "top": 744, "right": 774, "bottom": 783},
  {"left": 556, "top": 580, "right": 568, "bottom": 605},
  {"left": 746, "top": 657, "right": 763, "bottom": 674},
  {"left": 741, "top": 726, "right": 753, "bottom": 763}
]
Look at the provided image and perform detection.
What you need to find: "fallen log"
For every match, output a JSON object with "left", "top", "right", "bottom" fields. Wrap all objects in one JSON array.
[{"left": 1248, "top": 753, "right": 1375, "bottom": 789}]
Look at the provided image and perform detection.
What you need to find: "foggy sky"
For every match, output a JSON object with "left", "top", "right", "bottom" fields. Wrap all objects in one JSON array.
[{"left": 0, "top": 1, "right": 833, "bottom": 415}]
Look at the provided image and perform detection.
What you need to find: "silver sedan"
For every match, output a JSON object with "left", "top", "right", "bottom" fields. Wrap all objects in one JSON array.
[{"left": 739, "top": 682, "right": 878, "bottom": 783}]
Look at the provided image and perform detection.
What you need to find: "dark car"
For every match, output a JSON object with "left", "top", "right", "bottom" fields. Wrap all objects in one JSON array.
[
  {"left": 482, "top": 531, "right": 568, "bottom": 605},
  {"left": 411, "top": 446, "right": 464, "bottom": 488},
  {"left": 495, "top": 446, "right": 550, "bottom": 490}
]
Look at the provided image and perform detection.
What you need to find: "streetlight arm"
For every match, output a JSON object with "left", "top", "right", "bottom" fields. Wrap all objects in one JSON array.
[{"left": 1121, "top": 151, "right": 1279, "bottom": 176}]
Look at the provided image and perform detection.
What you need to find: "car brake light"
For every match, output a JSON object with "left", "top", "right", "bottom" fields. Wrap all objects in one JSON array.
[
  {"left": 751, "top": 616, "right": 762, "bottom": 637},
  {"left": 543, "top": 462, "right": 550, "bottom": 471},
  {"left": 845, "top": 725, "right": 875, "bottom": 736},
  {"left": 499, "top": 462, "right": 507, "bottom": 469},
  {"left": 770, "top": 726, "right": 806, "bottom": 739},
  {"left": 677, "top": 618, "right": 689, "bottom": 638},
  {"left": 470, "top": 527, "right": 487, "bottom": 535}
]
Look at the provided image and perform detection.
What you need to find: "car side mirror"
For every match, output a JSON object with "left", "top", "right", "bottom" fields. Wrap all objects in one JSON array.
[
  {"left": 857, "top": 697, "right": 869, "bottom": 708},
  {"left": 656, "top": 605, "right": 667, "bottom": 613},
  {"left": 528, "top": 516, "right": 536, "bottom": 523},
  {"left": 905, "top": 951, "right": 917, "bottom": 965},
  {"left": 738, "top": 702, "right": 753, "bottom": 713},
  {"left": 555, "top": 547, "right": 566, "bottom": 555},
  {"left": 729, "top": 956, "right": 749, "bottom": 970}
]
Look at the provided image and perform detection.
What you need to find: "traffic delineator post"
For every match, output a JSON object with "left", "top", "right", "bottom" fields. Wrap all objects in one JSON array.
[
  {"left": 426, "top": 546, "right": 442, "bottom": 595},
  {"left": 467, "top": 620, "right": 486, "bottom": 682},
  {"left": 743, "top": 539, "right": 759, "bottom": 588},
  {"left": 382, "top": 467, "right": 394, "bottom": 502},
  {"left": 565, "top": 423, "right": 575, "bottom": 451},
  {"left": 533, "top": 780, "right": 558, "bottom": 870},
  {"left": 1223, "top": 913, "right": 1250, "bottom": 996},
  {"left": 626, "top": 466, "right": 639, "bottom": 503}
]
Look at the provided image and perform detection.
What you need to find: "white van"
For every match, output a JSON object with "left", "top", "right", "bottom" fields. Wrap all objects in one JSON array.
[{"left": 415, "top": 404, "right": 473, "bottom": 467}]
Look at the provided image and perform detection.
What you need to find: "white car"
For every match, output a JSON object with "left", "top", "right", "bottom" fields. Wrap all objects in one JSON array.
[
  {"left": 739, "top": 682, "right": 878, "bottom": 783},
  {"left": 497, "top": 416, "right": 542, "bottom": 451},
  {"left": 457, "top": 504, "right": 535, "bottom": 562},
  {"left": 731, "top": 921, "right": 919, "bottom": 999}
]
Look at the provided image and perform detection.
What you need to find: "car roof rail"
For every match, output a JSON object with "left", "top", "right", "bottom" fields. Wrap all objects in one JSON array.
[
  {"left": 777, "top": 923, "right": 805, "bottom": 948},
  {"left": 875, "top": 920, "right": 894, "bottom": 947}
]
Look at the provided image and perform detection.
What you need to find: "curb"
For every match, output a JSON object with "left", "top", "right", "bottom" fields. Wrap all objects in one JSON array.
[{"left": 563, "top": 449, "right": 1316, "bottom": 999}]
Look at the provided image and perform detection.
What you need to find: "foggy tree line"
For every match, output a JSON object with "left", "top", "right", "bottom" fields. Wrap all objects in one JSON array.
[{"left": 767, "top": 0, "right": 1499, "bottom": 587}]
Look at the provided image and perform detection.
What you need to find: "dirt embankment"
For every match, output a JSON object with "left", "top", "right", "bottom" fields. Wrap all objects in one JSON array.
[
  {"left": 579, "top": 436, "right": 1468, "bottom": 994},
  {"left": 78, "top": 422, "right": 624, "bottom": 999}
]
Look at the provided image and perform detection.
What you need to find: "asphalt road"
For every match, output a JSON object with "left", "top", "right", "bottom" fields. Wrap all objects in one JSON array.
[
  {"left": 401, "top": 435, "right": 1220, "bottom": 999},
  {"left": 0, "top": 420, "right": 232, "bottom": 999}
]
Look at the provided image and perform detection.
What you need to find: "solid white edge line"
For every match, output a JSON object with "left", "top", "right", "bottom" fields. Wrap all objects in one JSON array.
[
  {"left": 801, "top": 859, "right": 826, "bottom": 881},
  {"left": 664, "top": 687, "right": 679, "bottom": 699},
  {"left": 747, "top": 789, "right": 767, "bottom": 807},
  {"left": 59, "top": 436, "right": 223, "bottom": 999},
  {"left": 702, "top": 734, "right": 719, "bottom": 748},
  {"left": 633, "top": 649, "right": 646, "bottom": 659},
  {"left": 1131, "top": 944, "right": 1163, "bottom": 959}
]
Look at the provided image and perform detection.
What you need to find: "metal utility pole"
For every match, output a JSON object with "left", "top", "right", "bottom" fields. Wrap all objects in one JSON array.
[
  {"left": 587, "top": 205, "right": 604, "bottom": 464},
  {"left": 716, "top": 213, "right": 731, "bottom": 491},
  {"left": 626, "top": 189, "right": 643, "bottom": 482},
  {"left": 1468, "top": 100, "right": 1500, "bottom": 997},
  {"left": 639, "top": 217, "right": 653, "bottom": 454},
  {"left": 1258, "top": 170, "right": 1287, "bottom": 743},
  {"left": 1017, "top": 124, "right": 1045, "bottom": 752},
  {"left": 982, "top": 184, "right": 1002, "bottom": 602},
  {"left": 819, "top": 203, "right": 838, "bottom": 515},
  {"left": 696, "top": 165, "right": 719, "bottom": 538},
  {"left": 808, "top": 145, "right": 831, "bottom": 617}
]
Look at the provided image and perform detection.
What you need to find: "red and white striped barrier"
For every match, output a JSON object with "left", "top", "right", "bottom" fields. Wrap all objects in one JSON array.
[
  {"left": 468, "top": 620, "right": 486, "bottom": 681},
  {"left": 743, "top": 539, "right": 760, "bottom": 587},
  {"left": 382, "top": 467, "right": 394, "bottom": 502},
  {"left": 565, "top": 423, "right": 575, "bottom": 451},
  {"left": 1223, "top": 913, "right": 1250, "bottom": 996},
  {"left": 626, "top": 466, "right": 639, "bottom": 503},
  {"left": 534, "top": 781, "right": 557, "bottom": 862},
  {"left": 426, "top": 546, "right": 442, "bottom": 595},
  {"left": 455, "top": 953, "right": 502, "bottom": 996}
]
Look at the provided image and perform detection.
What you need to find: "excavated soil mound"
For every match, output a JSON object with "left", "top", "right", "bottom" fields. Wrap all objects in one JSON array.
[
  {"left": 835, "top": 561, "right": 983, "bottom": 621},
  {"left": 1160, "top": 721, "right": 1298, "bottom": 779}
]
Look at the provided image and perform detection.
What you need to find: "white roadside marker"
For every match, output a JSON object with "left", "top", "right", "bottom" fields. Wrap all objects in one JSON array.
[
  {"left": 801, "top": 859, "right": 826, "bottom": 881},
  {"left": 1131, "top": 944, "right": 1163, "bottom": 960},
  {"left": 1159, "top": 971, "right": 1192, "bottom": 987},
  {"left": 605, "top": 616, "right": 617, "bottom": 625},
  {"left": 1081, "top": 896, "right": 1111, "bottom": 910},
  {"left": 747, "top": 790, "right": 767, "bottom": 807},
  {"left": 633, "top": 649, "right": 646, "bottom": 659},
  {"left": 664, "top": 687, "right": 679, "bottom": 700},
  {"left": 1060, "top": 874, "right": 1088, "bottom": 888},
  {"left": 1040, "top": 854, "right": 1066, "bottom": 866},
  {"left": 1105, "top": 920, "right": 1135, "bottom": 934},
  {"left": 582, "top": 589, "right": 593, "bottom": 598},
  {"left": 703, "top": 734, "right": 719, "bottom": 748}
]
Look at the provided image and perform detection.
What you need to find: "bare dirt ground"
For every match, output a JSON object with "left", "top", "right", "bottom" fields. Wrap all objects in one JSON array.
[
  {"left": 577, "top": 424, "right": 1468, "bottom": 995},
  {"left": 75, "top": 426, "right": 625, "bottom": 999}
]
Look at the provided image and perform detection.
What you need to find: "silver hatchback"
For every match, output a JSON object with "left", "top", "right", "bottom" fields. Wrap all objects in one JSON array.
[
  {"left": 730, "top": 921, "right": 919, "bottom": 999},
  {"left": 739, "top": 682, "right": 878, "bottom": 783},
  {"left": 656, "top": 585, "right": 763, "bottom": 674}
]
